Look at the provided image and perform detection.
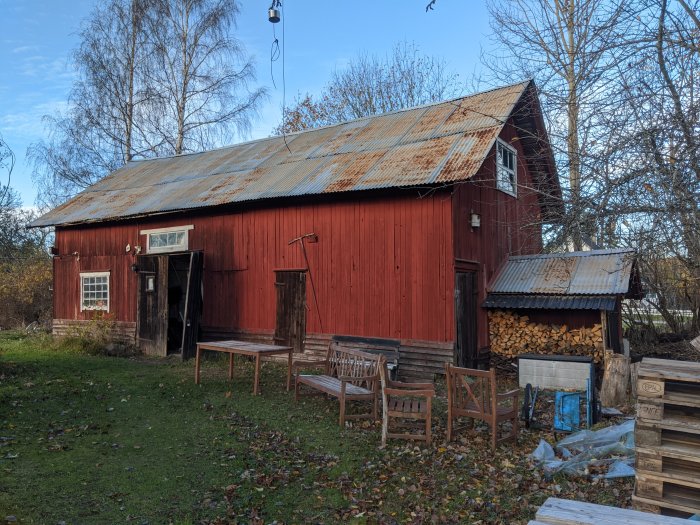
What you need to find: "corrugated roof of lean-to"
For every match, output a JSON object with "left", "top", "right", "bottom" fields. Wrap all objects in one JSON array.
[{"left": 488, "top": 249, "right": 637, "bottom": 296}]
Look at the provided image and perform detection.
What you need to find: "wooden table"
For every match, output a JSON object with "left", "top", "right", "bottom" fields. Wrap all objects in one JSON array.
[{"left": 194, "top": 340, "right": 294, "bottom": 395}]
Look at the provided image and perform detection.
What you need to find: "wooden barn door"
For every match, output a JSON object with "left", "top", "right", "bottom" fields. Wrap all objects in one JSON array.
[
  {"left": 455, "top": 271, "right": 478, "bottom": 368},
  {"left": 136, "top": 255, "right": 168, "bottom": 356},
  {"left": 180, "top": 251, "right": 203, "bottom": 360},
  {"left": 274, "top": 270, "right": 307, "bottom": 353}
]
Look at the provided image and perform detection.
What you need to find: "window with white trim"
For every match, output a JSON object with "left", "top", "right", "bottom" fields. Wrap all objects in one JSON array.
[
  {"left": 80, "top": 272, "right": 110, "bottom": 312},
  {"left": 141, "top": 225, "right": 193, "bottom": 254},
  {"left": 496, "top": 140, "right": 517, "bottom": 196}
]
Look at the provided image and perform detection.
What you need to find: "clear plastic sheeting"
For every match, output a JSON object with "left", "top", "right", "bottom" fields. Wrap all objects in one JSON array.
[{"left": 530, "top": 419, "right": 636, "bottom": 478}]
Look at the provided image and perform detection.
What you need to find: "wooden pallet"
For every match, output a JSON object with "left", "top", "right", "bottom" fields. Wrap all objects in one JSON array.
[
  {"left": 637, "top": 444, "right": 700, "bottom": 485},
  {"left": 637, "top": 380, "right": 700, "bottom": 422},
  {"left": 634, "top": 358, "right": 700, "bottom": 518},
  {"left": 529, "top": 497, "right": 691, "bottom": 524},
  {"left": 638, "top": 357, "right": 700, "bottom": 383},
  {"left": 637, "top": 358, "right": 700, "bottom": 399},
  {"left": 636, "top": 419, "right": 700, "bottom": 448}
]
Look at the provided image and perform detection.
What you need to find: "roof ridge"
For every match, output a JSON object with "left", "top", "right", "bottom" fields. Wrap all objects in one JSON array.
[
  {"left": 508, "top": 248, "right": 634, "bottom": 260},
  {"left": 125, "top": 80, "right": 532, "bottom": 165}
]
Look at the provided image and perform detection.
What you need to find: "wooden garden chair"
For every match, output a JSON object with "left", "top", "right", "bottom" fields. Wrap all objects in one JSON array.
[
  {"left": 379, "top": 363, "right": 435, "bottom": 446},
  {"left": 444, "top": 364, "right": 519, "bottom": 450}
]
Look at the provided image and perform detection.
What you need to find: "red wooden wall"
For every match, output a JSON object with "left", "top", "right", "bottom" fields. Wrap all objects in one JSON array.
[
  {"left": 54, "top": 191, "right": 456, "bottom": 343},
  {"left": 452, "top": 119, "right": 544, "bottom": 350},
  {"left": 53, "top": 118, "right": 548, "bottom": 350}
]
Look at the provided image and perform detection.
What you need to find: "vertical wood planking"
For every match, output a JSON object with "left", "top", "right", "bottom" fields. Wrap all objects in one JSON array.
[
  {"left": 54, "top": 189, "right": 456, "bottom": 343},
  {"left": 451, "top": 117, "right": 544, "bottom": 350}
]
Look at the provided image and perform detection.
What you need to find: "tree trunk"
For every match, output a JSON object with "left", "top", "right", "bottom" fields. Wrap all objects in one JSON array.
[
  {"left": 565, "top": 0, "right": 582, "bottom": 251},
  {"left": 125, "top": 0, "right": 138, "bottom": 163},
  {"left": 600, "top": 351, "right": 631, "bottom": 407}
]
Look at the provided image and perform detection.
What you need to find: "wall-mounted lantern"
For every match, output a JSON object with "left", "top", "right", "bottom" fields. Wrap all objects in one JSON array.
[{"left": 470, "top": 212, "right": 481, "bottom": 229}]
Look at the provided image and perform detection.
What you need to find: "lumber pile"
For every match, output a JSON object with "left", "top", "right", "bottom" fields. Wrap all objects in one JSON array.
[
  {"left": 488, "top": 310, "right": 604, "bottom": 363},
  {"left": 530, "top": 497, "right": 690, "bottom": 524}
]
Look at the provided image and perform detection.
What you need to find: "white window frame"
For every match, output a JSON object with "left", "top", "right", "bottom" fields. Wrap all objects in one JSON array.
[
  {"left": 141, "top": 225, "right": 194, "bottom": 254},
  {"left": 80, "top": 271, "right": 110, "bottom": 312},
  {"left": 496, "top": 139, "right": 517, "bottom": 197}
]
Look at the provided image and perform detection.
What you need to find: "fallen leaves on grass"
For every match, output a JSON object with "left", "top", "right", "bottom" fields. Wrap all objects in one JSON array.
[{"left": 197, "top": 411, "right": 632, "bottom": 525}]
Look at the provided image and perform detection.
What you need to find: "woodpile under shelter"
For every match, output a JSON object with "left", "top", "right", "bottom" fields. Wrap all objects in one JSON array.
[
  {"left": 484, "top": 249, "right": 643, "bottom": 362},
  {"left": 32, "top": 81, "right": 563, "bottom": 379}
]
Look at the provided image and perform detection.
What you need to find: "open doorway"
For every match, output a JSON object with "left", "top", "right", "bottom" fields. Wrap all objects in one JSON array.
[
  {"left": 136, "top": 251, "right": 203, "bottom": 358},
  {"left": 455, "top": 270, "right": 478, "bottom": 368},
  {"left": 167, "top": 254, "right": 190, "bottom": 354}
]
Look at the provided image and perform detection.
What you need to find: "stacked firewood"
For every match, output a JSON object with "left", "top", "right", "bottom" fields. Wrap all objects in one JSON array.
[{"left": 488, "top": 310, "right": 605, "bottom": 363}]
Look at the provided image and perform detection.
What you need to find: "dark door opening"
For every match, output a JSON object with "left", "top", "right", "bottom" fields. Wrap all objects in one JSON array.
[
  {"left": 136, "top": 251, "right": 203, "bottom": 358},
  {"left": 167, "top": 254, "right": 191, "bottom": 354},
  {"left": 274, "top": 270, "right": 307, "bottom": 353},
  {"left": 455, "top": 271, "right": 478, "bottom": 368}
]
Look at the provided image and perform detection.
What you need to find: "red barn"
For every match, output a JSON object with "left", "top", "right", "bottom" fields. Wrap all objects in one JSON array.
[{"left": 32, "top": 81, "right": 561, "bottom": 378}]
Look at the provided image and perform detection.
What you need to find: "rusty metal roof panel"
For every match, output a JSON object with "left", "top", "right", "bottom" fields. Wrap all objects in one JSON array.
[
  {"left": 358, "top": 135, "right": 457, "bottom": 189},
  {"left": 32, "top": 81, "right": 535, "bottom": 227},
  {"left": 488, "top": 249, "right": 637, "bottom": 296},
  {"left": 434, "top": 127, "right": 500, "bottom": 183},
  {"left": 334, "top": 108, "right": 426, "bottom": 154},
  {"left": 397, "top": 103, "right": 457, "bottom": 145}
]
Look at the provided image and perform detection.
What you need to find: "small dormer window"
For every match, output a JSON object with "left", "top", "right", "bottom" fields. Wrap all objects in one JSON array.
[
  {"left": 141, "top": 225, "right": 194, "bottom": 254},
  {"left": 496, "top": 140, "right": 517, "bottom": 196}
]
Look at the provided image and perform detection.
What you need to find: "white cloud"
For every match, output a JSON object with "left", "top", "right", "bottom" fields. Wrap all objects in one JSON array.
[{"left": 12, "top": 45, "right": 40, "bottom": 54}]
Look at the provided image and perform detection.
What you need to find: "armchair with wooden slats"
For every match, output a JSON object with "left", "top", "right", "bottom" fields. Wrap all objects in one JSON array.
[{"left": 444, "top": 363, "right": 519, "bottom": 450}]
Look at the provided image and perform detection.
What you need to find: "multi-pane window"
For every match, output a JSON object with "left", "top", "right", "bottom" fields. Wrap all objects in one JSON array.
[
  {"left": 149, "top": 231, "right": 186, "bottom": 251},
  {"left": 496, "top": 140, "right": 517, "bottom": 196},
  {"left": 142, "top": 225, "right": 193, "bottom": 253},
  {"left": 80, "top": 272, "right": 110, "bottom": 311}
]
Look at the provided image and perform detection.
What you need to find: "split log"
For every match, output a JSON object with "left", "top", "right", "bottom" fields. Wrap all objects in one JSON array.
[{"left": 600, "top": 351, "right": 631, "bottom": 407}]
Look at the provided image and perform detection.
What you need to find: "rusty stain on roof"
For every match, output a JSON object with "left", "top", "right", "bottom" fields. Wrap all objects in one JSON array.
[{"left": 33, "top": 81, "right": 541, "bottom": 227}]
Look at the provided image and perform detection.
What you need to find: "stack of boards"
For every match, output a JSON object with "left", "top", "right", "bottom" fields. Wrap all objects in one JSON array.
[
  {"left": 528, "top": 497, "right": 691, "bottom": 524},
  {"left": 633, "top": 357, "right": 700, "bottom": 517}
]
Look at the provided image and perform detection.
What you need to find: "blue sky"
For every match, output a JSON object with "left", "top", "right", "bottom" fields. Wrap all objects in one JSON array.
[{"left": 0, "top": 1, "right": 491, "bottom": 207}]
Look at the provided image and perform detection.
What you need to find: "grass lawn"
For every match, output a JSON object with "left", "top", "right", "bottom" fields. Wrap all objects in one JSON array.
[{"left": 0, "top": 332, "right": 633, "bottom": 524}]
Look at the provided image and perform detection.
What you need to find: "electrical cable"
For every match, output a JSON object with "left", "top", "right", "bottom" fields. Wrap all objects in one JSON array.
[
  {"left": 270, "top": 23, "right": 280, "bottom": 90},
  {"left": 280, "top": 1, "right": 291, "bottom": 153}
]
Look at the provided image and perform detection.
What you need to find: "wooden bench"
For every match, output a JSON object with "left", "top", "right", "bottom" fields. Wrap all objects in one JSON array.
[
  {"left": 293, "top": 341, "right": 384, "bottom": 426},
  {"left": 529, "top": 497, "right": 692, "bottom": 524},
  {"left": 332, "top": 335, "right": 400, "bottom": 380}
]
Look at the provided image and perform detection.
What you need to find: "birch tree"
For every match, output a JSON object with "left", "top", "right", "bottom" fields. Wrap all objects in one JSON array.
[
  {"left": 30, "top": 0, "right": 265, "bottom": 206},
  {"left": 29, "top": 0, "right": 154, "bottom": 206},
  {"left": 147, "top": 0, "right": 266, "bottom": 154},
  {"left": 612, "top": 0, "right": 700, "bottom": 332},
  {"left": 276, "top": 42, "right": 461, "bottom": 134},
  {"left": 485, "top": 0, "right": 635, "bottom": 250}
]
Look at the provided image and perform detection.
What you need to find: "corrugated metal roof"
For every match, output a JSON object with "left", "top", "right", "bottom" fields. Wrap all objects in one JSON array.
[
  {"left": 32, "top": 81, "right": 536, "bottom": 227},
  {"left": 483, "top": 294, "right": 616, "bottom": 311},
  {"left": 488, "top": 249, "right": 637, "bottom": 296}
]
